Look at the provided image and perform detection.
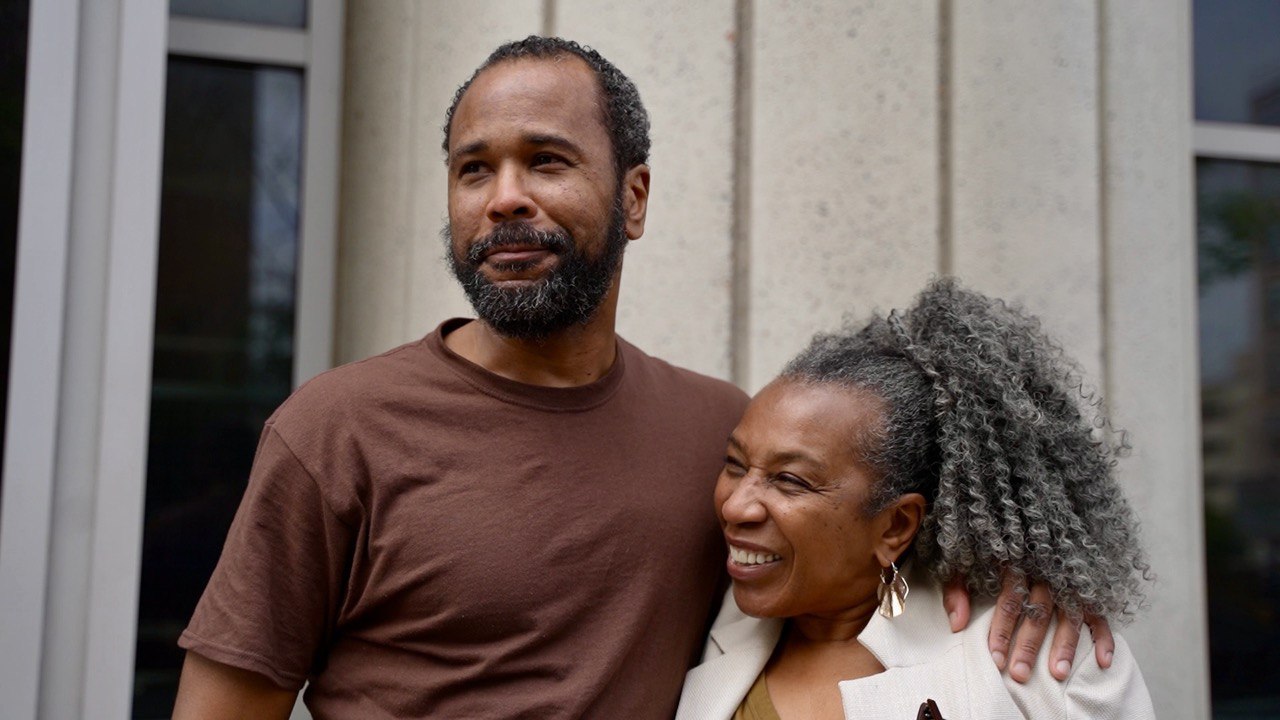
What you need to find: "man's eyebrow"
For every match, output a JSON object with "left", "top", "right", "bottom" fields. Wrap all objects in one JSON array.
[
  {"left": 450, "top": 140, "right": 487, "bottom": 162},
  {"left": 525, "top": 134, "right": 584, "bottom": 155},
  {"left": 450, "top": 135, "right": 584, "bottom": 163}
]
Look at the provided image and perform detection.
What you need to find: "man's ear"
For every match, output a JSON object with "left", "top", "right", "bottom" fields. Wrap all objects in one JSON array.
[
  {"left": 874, "top": 493, "right": 926, "bottom": 567},
  {"left": 621, "top": 163, "right": 650, "bottom": 240}
]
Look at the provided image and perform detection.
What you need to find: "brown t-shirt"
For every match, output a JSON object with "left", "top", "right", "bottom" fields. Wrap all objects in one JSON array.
[{"left": 180, "top": 319, "right": 749, "bottom": 719}]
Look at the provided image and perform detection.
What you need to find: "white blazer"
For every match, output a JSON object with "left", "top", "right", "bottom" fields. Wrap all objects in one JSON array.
[{"left": 676, "top": 568, "right": 1154, "bottom": 720}]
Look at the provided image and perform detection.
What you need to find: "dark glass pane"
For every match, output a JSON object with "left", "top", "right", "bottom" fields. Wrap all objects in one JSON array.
[
  {"left": 1194, "top": 0, "right": 1280, "bottom": 126},
  {"left": 133, "top": 57, "right": 302, "bottom": 718},
  {"left": 170, "top": 0, "right": 306, "bottom": 28},
  {"left": 0, "top": 0, "right": 30, "bottom": 512},
  {"left": 1197, "top": 158, "right": 1280, "bottom": 717}
]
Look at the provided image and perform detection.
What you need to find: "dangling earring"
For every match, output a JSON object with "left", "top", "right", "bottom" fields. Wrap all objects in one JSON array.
[{"left": 878, "top": 561, "right": 909, "bottom": 618}]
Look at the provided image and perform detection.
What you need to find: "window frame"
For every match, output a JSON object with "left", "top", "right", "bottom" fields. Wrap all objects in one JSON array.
[
  {"left": 0, "top": 2, "right": 343, "bottom": 717},
  {"left": 1195, "top": 121, "right": 1280, "bottom": 163}
]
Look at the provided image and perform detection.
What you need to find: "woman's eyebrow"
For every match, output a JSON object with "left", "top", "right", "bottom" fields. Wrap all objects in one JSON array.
[{"left": 727, "top": 434, "right": 827, "bottom": 471}]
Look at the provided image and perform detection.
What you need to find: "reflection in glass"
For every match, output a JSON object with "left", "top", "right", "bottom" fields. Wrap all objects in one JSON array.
[
  {"left": 1, "top": 0, "right": 30, "bottom": 501},
  {"left": 1194, "top": 0, "right": 1280, "bottom": 126},
  {"left": 170, "top": 0, "right": 306, "bottom": 28},
  {"left": 132, "top": 57, "right": 302, "bottom": 718},
  {"left": 1197, "top": 159, "right": 1280, "bottom": 718}
]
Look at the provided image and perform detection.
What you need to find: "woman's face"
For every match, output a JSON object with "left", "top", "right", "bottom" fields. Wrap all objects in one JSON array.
[{"left": 715, "top": 379, "right": 893, "bottom": 619}]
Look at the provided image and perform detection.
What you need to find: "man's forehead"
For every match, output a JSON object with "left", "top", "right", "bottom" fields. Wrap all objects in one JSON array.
[{"left": 449, "top": 57, "right": 603, "bottom": 143}]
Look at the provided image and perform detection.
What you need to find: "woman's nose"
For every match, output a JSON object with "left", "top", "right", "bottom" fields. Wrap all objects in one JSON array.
[
  {"left": 720, "top": 475, "right": 768, "bottom": 525},
  {"left": 486, "top": 165, "right": 535, "bottom": 222}
]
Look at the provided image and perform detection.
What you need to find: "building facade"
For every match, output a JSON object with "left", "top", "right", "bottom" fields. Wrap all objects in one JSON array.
[{"left": 4, "top": 1, "right": 1264, "bottom": 718}]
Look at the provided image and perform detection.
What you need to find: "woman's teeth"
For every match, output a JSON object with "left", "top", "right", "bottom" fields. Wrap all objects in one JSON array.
[{"left": 730, "top": 546, "right": 781, "bottom": 566}]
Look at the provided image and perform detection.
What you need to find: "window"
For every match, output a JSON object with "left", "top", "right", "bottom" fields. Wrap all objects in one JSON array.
[
  {"left": 170, "top": 0, "right": 306, "bottom": 28},
  {"left": 131, "top": 4, "right": 341, "bottom": 716},
  {"left": 1195, "top": 2, "right": 1280, "bottom": 715},
  {"left": 0, "top": 0, "right": 30, "bottom": 508}
]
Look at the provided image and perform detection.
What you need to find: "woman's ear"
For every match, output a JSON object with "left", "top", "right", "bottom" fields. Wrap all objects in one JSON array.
[{"left": 874, "top": 493, "right": 926, "bottom": 567}]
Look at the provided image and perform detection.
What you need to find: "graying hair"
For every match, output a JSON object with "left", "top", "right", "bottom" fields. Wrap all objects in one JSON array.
[{"left": 782, "top": 278, "right": 1149, "bottom": 621}]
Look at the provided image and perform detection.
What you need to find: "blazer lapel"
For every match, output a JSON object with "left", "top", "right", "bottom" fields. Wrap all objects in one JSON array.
[{"left": 675, "top": 615, "right": 782, "bottom": 720}]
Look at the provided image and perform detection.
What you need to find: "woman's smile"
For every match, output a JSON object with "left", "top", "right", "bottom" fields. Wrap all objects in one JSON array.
[{"left": 726, "top": 543, "right": 783, "bottom": 581}]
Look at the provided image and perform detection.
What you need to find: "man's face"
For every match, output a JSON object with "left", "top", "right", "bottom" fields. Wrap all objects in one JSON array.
[{"left": 444, "top": 57, "right": 643, "bottom": 339}]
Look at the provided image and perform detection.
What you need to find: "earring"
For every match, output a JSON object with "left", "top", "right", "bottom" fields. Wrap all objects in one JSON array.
[{"left": 877, "top": 561, "right": 909, "bottom": 618}]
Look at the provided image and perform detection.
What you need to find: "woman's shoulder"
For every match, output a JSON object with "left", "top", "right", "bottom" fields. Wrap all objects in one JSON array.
[{"left": 846, "top": 574, "right": 1155, "bottom": 719}]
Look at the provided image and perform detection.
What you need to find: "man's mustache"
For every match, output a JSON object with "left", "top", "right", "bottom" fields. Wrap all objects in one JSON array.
[{"left": 465, "top": 224, "right": 573, "bottom": 264}]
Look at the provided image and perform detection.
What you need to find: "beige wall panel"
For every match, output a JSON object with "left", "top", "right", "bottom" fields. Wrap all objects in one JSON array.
[
  {"left": 337, "top": 2, "right": 541, "bottom": 364},
  {"left": 950, "top": 1, "right": 1103, "bottom": 382},
  {"left": 556, "top": 1, "right": 738, "bottom": 379},
  {"left": 1102, "top": 2, "right": 1209, "bottom": 717},
  {"left": 748, "top": 0, "right": 940, "bottom": 391},
  {"left": 337, "top": 2, "right": 416, "bottom": 363}
]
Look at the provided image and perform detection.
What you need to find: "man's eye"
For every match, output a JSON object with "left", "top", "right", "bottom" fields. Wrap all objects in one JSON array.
[
  {"left": 458, "top": 161, "right": 484, "bottom": 176},
  {"left": 531, "top": 152, "right": 564, "bottom": 167},
  {"left": 722, "top": 457, "right": 746, "bottom": 475}
]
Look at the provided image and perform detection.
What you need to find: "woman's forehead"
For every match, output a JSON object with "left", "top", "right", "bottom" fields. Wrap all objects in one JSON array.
[{"left": 736, "top": 379, "right": 884, "bottom": 460}]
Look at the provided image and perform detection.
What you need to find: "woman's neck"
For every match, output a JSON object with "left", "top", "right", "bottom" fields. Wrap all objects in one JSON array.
[
  {"left": 786, "top": 595, "right": 879, "bottom": 644},
  {"left": 766, "top": 603, "right": 887, "bottom": 720}
]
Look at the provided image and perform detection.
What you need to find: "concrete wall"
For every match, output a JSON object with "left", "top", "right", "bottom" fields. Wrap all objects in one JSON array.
[{"left": 337, "top": 2, "right": 1206, "bottom": 716}]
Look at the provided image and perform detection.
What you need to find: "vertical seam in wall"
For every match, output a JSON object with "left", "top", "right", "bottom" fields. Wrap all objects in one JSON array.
[
  {"left": 938, "top": 0, "right": 953, "bottom": 276},
  {"left": 730, "top": 0, "right": 753, "bottom": 387},
  {"left": 1096, "top": 0, "right": 1112, "bottom": 400},
  {"left": 400, "top": 3, "right": 417, "bottom": 343},
  {"left": 542, "top": 0, "right": 556, "bottom": 36}
]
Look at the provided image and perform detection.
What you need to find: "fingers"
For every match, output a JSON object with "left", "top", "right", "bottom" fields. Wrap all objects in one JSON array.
[
  {"left": 1048, "top": 609, "right": 1081, "bottom": 680},
  {"left": 942, "top": 575, "right": 971, "bottom": 633},
  {"left": 1007, "top": 582, "right": 1053, "bottom": 683},
  {"left": 1087, "top": 614, "right": 1115, "bottom": 669},
  {"left": 987, "top": 578, "right": 1022, "bottom": 671}
]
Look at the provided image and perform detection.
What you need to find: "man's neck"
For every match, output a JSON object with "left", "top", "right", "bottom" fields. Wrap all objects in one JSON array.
[{"left": 444, "top": 302, "right": 620, "bottom": 388}]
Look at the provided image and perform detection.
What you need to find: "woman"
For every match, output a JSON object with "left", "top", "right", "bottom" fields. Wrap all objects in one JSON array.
[{"left": 676, "top": 279, "right": 1154, "bottom": 720}]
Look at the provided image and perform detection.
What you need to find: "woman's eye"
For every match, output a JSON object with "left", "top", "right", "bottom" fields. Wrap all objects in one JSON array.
[
  {"left": 774, "top": 473, "right": 812, "bottom": 491},
  {"left": 722, "top": 457, "right": 746, "bottom": 476}
]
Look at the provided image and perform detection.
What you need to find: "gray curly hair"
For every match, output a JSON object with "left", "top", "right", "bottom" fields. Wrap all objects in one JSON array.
[{"left": 781, "top": 278, "right": 1149, "bottom": 621}]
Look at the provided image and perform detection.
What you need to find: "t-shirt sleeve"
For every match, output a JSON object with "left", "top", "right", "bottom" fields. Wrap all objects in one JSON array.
[{"left": 179, "top": 424, "right": 354, "bottom": 690}]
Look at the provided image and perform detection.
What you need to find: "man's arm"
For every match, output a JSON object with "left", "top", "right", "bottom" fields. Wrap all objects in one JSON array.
[
  {"left": 172, "top": 651, "right": 298, "bottom": 720},
  {"left": 942, "top": 576, "right": 1116, "bottom": 683}
]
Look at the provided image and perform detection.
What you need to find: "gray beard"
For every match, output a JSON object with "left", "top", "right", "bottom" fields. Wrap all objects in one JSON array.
[{"left": 442, "top": 197, "right": 627, "bottom": 340}]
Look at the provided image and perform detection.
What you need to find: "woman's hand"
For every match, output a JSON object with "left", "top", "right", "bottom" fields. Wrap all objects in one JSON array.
[{"left": 942, "top": 576, "right": 1115, "bottom": 683}]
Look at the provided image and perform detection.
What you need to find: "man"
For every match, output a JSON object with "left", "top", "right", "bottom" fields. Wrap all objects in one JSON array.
[{"left": 173, "top": 37, "right": 1107, "bottom": 719}]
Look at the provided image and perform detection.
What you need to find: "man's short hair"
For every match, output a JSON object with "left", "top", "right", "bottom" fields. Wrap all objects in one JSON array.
[{"left": 442, "top": 36, "right": 651, "bottom": 177}]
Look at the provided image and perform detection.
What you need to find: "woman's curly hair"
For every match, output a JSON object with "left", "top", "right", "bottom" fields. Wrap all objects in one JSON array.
[{"left": 781, "top": 278, "right": 1150, "bottom": 621}]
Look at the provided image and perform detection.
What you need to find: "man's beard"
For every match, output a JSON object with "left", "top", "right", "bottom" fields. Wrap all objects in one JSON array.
[{"left": 443, "top": 197, "right": 627, "bottom": 340}]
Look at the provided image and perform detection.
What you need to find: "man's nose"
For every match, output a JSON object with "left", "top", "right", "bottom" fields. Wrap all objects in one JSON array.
[{"left": 486, "top": 165, "right": 535, "bottom": 222}]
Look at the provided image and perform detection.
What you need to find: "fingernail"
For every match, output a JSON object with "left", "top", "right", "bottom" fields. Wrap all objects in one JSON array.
[
  {"left": 1104, "top": 651, "right": 1114, "bottom": 665},
  {"left": 1055, "top": 660, "right": 1071, "bottom": 676},
  {"left": 949, "top": 611, "right": 960, "bottom": 629},
  {"left": 992, "top": 651, "right": 1006, "bottom": 669},
  {"left": 1013, "top": 661, "right": 1031, "bottom": 680}
]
